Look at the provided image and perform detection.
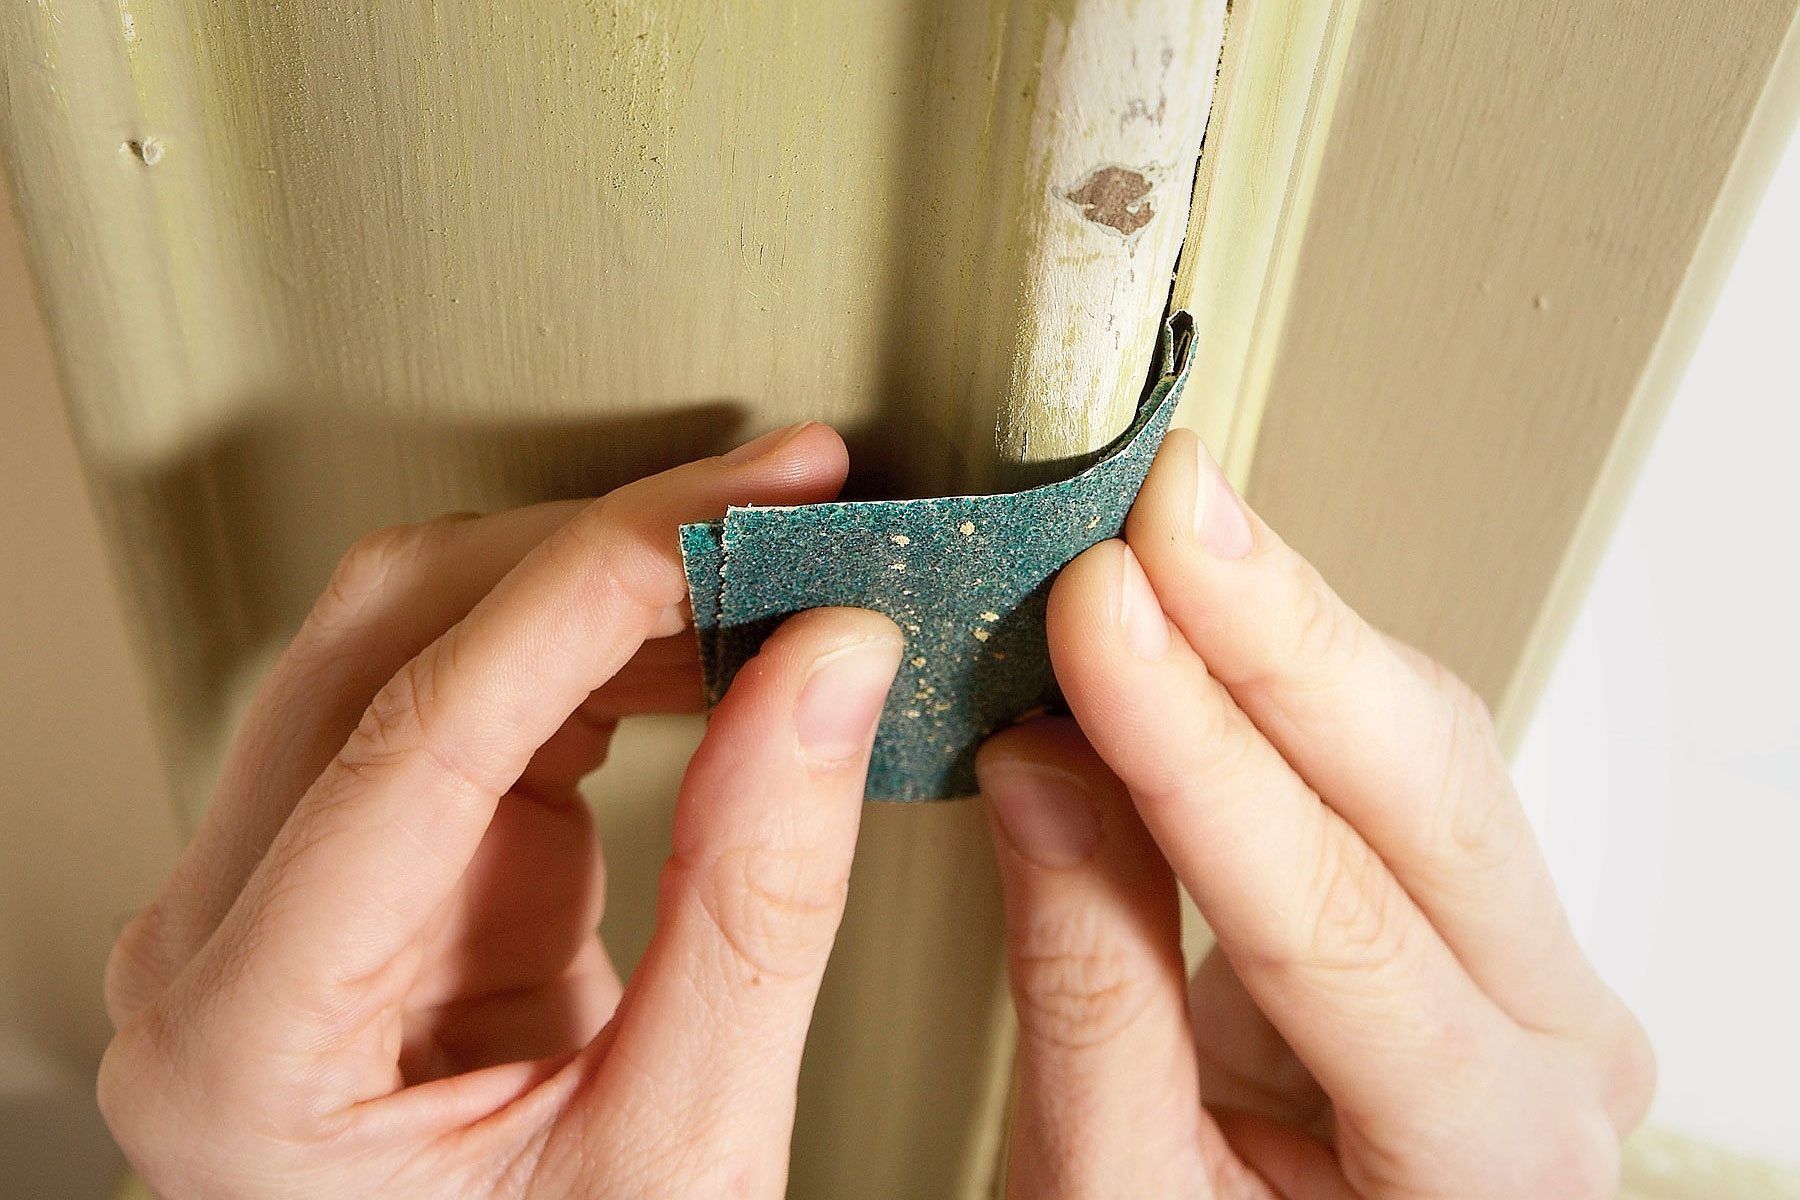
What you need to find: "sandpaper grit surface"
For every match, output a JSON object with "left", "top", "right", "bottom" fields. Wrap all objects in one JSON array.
[{"left": 682, "top": 312, "right": 1194, "bottom": 801}]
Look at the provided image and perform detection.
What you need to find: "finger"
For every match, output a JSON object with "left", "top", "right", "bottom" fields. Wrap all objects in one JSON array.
[
  {"left": 105, "top": 502, "right": 577, "bottom": 1025},
  {"left": 151, "top": 424, "right": 850, "bottom": 1096},
  {"left": 977, "top": 719, "right": 1213, "bottom": 1199},
  {"left": 576, "top": 607, "right": 900, "bottom": 1194},
  {"left": 1209, "top": 1109, "right": 1359, "bottom": 1200},
  {"left": 1124, "top": 428, "right": 1606, "bottom": 1034},
  {"left": 508, "top": 630, "right": 705, "bottom": 803},
  {"left": 1187, "top": 944, "right": 1327, "bottom": 1135},
  {"left": 1047, "top": 539, "right": 1531, "bottom": 1145},
  {"left": 111, "top": 425, "right": 845, "bottom": 1023}
]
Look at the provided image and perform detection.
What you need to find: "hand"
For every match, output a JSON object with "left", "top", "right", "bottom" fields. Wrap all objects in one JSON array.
[
  {"left": 976, "top": 429, "right": 1655, "bottom": 1199},
  {"left": 98, "top": 424, "right": 904, "bottom": 1198}
]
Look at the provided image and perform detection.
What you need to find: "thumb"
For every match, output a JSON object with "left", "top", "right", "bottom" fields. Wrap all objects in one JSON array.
[{"left": 567, "top": 606, "right": 901, "bottom": 1195}]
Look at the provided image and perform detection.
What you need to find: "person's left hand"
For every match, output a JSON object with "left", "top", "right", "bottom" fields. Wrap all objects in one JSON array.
[
  {"left": 98, "top": 425, "right": 904, "bottom": 1198},
  {"left": 976, "top": 428, "right": 1656, "bottom": 1199}
]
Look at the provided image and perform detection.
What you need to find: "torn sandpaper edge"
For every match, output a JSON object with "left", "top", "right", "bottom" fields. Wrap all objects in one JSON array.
[{"left": 682, "top": 310, "right": 1194, "bottom": 802}]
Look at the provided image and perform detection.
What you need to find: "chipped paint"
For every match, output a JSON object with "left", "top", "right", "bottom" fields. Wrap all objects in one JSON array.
[{"left": 1062, "top": 164, "right": 1155, "bottom": 235}]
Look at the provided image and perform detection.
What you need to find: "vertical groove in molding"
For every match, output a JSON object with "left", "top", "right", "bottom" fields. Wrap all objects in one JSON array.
[{"left": 1167, "top": 0, "right": 1366, "bottom": 487}]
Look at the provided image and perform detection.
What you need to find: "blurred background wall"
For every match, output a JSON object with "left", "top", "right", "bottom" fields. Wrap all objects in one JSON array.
[{"left": 0, "top": 172, "right": 180, "bottom": 1197}]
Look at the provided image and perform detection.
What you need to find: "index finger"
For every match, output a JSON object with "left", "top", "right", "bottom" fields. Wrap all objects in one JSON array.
[
  {"left": 165, "top": 424, "right": 846, "bottom": 1095},
  {"left": 1123, "top": 429, "right": 1615, "bottom": 1039}
]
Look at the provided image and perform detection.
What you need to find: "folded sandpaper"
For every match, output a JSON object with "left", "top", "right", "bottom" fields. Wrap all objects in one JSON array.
[{"left": 682, "top": 311, "right": 1194, "bottom": 801}]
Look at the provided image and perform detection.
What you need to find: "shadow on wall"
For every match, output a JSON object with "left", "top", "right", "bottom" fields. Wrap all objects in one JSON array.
[{"left": 91, "top": 396, "right": 752, "bottom": 817}]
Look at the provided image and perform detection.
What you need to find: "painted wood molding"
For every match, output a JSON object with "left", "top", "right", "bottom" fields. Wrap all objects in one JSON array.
[
  {"left": 1169, "top": 0, "right": 1366, "bottom": 485},
  {"left": 1, "top": 3, "right": 1229, "bottom": 1197},
  {"left": 13, "top": 0, "right": 1791, "bottom": 1193},
  {"left": 1242, "top": 0, "right": 1800, "bottom": 747}
]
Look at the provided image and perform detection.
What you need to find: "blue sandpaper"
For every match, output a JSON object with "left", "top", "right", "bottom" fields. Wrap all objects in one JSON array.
[{"left": 682, "top": 312, "right": 1194, "bottom": 801}]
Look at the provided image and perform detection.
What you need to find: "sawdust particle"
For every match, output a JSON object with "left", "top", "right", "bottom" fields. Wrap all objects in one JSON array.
[
  {"left": 972, "top": 628, "right": 990, "bottom": 642},
  {"left": 958, "top": 521, "right": 976, "bottom": 536},
  {"left": 890, "top": 534, "right": 910, "bottom": 546}
]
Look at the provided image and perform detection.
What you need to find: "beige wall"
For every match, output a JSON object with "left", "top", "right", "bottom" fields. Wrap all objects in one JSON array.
[{"left": 1, "top": 174, "right": 179, "bottom": 1192}]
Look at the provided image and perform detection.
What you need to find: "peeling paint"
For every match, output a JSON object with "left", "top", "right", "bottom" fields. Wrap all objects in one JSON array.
[{"left": 1062, "top": 164, "right": 1154, "bottom": 236}]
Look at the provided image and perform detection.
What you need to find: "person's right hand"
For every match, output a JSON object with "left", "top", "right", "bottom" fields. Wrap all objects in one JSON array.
[
  {"left": 98, "top": 423, "right": 904, "bottom": 1198},
  {"left": 975, "top": 429, "right": 1654, "bottom": 1199}
]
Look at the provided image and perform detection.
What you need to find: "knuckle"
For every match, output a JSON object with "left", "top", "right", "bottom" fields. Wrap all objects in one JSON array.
[
  {"left": 1456, "top": 679, "right": 1498, "bottom": 743},
  {"left": 1432, "top": 656, "right": 1499, "bottom": 744},
  {"left": 96, "top": 1013, "right": 177, "bottom": 1160},
  {"left": 1520, "top": 1110, "right": 1621, "bottom": 1200},
  {"left": 533, "top": 495, "right": 619, "bottom": 576},
  {"left": 1133, "top": 684, "right": 1250, "bottom": 814},
  {"left": 1278, "top": 554, "right": 1365, "bottom": 688},
  {"left": 294, "top": 514, "right": 478, "bottom": 680},
  {"left": 97, "top": 1005, "right": 282, "bottom": 1193},
  {"left": 1293, "top": 819, "right": 1416, "bottom": 983},
  {"left": 1010, "top": 908, "right": 1156, "bottom": 1050},
  {"left": 694, "top": 847, "right": 848, "bottom": 982},
  {"left": 331, "top": 631, "right": 493, "bottom": 797},
  {"left": 103, "top": 903, "right": 184, "bottom": 1028},
  {"left": 1353, "top": 1059, "right": 1622, "bottom": 1200},
  {"left": 1597, "top": 1004, "right": 1658, "bottom": 1132},
  {"left": 1434, "top": 697, "right": 1524, "bottom": 876},
  {"left": 1185, "top": 677, "right": 1241, "bottom": 753},
  {"left": 537, "top": 493, "right": 682, "bottom": 615},
  {"left": 300, "top": 515, "right": 475, "bottom": 657},
  {"left": 313, "top": 520, "right": 440, "bottom": 624}
]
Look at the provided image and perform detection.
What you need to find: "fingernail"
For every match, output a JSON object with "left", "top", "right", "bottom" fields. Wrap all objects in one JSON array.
[
  {"left": 1192, "top": 438, "right": 1253, "bottom": 559},
  {"left": 981, "top": 762, "right": 1101, "bottom": 868},
  {"left": 795, "top": 637, "right": 901, "bottom": 764},
  {"left": 1118, "top": 545, "right": 1169, "bottom": 661},
  {"left": 724, "top": 422, "right": 811, "bottom": 464}
]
